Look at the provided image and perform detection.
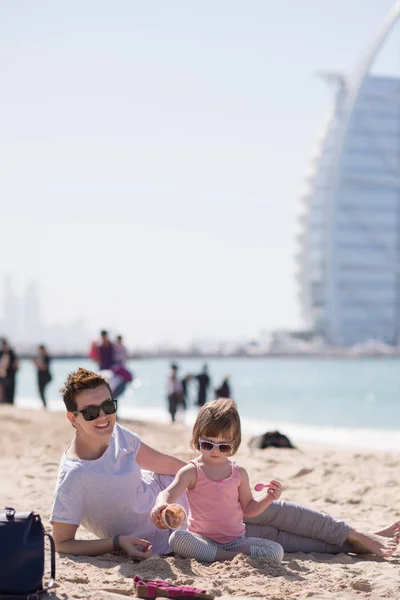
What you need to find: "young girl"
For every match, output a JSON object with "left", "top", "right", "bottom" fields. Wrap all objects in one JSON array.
[{"left": 151, "top": 398, "right": 285, "bottom": 563}]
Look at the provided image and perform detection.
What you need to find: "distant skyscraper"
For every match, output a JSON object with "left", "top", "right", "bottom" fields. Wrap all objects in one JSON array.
[
  {"left": 297, "top": 3, "right": 400, "bottom": 346},
  {"left": 23, "top": 280, "right": 44, "bottom": 344},
  {"left": 0, "top": 276, "right": 20, "bottom": 340}
]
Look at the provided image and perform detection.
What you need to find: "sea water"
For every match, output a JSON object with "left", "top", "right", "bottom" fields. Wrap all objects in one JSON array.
[{"left": 12, "top": 356, "right": 400, "bottom": 451}]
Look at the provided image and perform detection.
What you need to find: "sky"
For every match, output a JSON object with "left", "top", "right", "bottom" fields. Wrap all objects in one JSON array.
[{"left": 0, "top": 0, "right": 398, "bottom": 347}]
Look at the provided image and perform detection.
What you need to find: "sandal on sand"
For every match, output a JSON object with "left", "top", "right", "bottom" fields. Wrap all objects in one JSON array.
[{"left": 133, "top": 575, "right": 215, "bottom": 599}]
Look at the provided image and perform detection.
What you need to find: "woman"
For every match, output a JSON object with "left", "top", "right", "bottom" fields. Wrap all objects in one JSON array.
[
  {"left": 50, "top": 368, "right": 399, "bottom": 560},
  {"left": 166, "top": 364, "right": 184, "bottom": 423},
  {"left": 32, "top": 345, "right": 52, "bottom": 408}
]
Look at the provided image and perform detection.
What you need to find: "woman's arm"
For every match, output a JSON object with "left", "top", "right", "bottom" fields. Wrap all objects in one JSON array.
[
  {"left": 52, "top": 522, "right": 111, "bottom": 555},
  {"left": 238, "top": 468, "right": 282, "bottom": 518},
  {"left": 136, "top": 441, "right": 186, "bottom": 475},
  {"left": 52, "top": 522, "right": 152, "bottom": 559}
]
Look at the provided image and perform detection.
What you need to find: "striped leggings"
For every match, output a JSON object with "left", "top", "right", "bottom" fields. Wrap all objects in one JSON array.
[{"left": 169, "top": 530, "right": 284, "bottom": 563}]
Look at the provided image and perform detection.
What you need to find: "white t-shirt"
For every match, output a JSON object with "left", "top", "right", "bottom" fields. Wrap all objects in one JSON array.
[{"left": 50, "top": 424, "right": 188, "bottom": 555}]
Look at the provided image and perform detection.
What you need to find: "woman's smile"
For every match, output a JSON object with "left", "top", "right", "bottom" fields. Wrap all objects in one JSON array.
[{"left": 94, "top": 420, "right": 111, "bottom": 430}]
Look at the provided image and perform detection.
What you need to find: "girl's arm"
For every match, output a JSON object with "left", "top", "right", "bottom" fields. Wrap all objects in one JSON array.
[
  {"left": 151, "top": 463, "right": 196, "bottom": 528},
  {"left": 136, "top": 441, "right": 186, "bottom": 475},
  {"left": 238, "top": 468, "right": 282, "bottom": 518}
]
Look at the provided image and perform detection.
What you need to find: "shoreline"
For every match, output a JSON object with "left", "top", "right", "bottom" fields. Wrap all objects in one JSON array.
[
  {"left": 13, "top": 394, "right": 400, "bottom": 453},
  {"left": 16, "top": 352, "right": 400, "bottom": 360}
]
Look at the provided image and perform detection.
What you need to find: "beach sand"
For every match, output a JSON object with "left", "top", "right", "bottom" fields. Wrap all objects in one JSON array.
[{"left": 1, "top": 405, "right": 399, "bottom": 600}]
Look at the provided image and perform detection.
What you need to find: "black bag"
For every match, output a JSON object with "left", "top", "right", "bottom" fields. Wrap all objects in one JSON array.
[
  {"left": 0, "top": 507, "right": 56, "bottom": 600},
  {"left": 249, "top": 430, "right": 296, "bottom": 449}
]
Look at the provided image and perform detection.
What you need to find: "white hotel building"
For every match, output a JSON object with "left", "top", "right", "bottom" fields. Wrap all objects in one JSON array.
[{"left": 297, "top": 3, "right": 400, "bottom": 346}]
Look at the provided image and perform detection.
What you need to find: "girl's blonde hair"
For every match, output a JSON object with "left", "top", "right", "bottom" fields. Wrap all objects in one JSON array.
[{"left": 190, "top": 397, "right": 241, "bottom": 455}]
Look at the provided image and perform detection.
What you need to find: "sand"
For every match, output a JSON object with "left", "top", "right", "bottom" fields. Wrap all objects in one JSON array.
[{"left": 1, "top": 405, "right": 400, "bottom": 600}]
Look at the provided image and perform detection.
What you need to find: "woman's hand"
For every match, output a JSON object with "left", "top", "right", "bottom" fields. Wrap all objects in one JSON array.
[
  {"left": 151, "top": 503, "right": 169, "bottom": 528},
  {"left": 267, "top": 480, "right": 282, "bottom": 501},
  {"left": 119, "top": 535, "right": 152, "bottom": 559}
]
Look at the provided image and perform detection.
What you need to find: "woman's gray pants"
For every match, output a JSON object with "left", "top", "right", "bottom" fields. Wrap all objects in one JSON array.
[{"left": 244, "top": 500, "right": 351, "bottom": 554}]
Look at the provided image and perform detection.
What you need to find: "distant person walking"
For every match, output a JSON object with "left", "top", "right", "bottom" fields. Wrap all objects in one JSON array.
[
  {"left": 32, "top": 344, "right": 52, "bottom": 408},
  {"left": 194, "top": 363, "right": 210, "bottom": 407},
  {"left": 181, "top": 374, "right": 192, "bottom": 410},
  {"left": 90, "top": 331, "right": 132, "bottom": 400},
  {"left": 114, "top": 335, "right": 127, "bottom": 366},
  {"left": 215, "top": 376, "right": 231, "bottom": 399},
  {"left": 167, "top": 364, "right": 184, "bottom": 423},
  {"left": 0, "top": 347, "right": 10, "bottom": 402},
  {"left": 0, "top": 338, "right": 19, "bottom": 404},
  {"left": 90, "top": 330, "right": 115, "bottom": 371}
]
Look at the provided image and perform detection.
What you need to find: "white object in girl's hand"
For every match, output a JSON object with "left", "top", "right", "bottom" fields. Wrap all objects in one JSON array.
[{"left": 160, "top": 504, "right": 187, "bottom": 530}]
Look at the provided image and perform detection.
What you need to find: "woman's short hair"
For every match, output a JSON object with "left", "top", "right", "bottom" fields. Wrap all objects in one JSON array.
[
  {"left": 190, "top": 397, "right": 241, "bottom": 455},
  {"left": 60, "top": 367, "right": 112, "bottom": 412}
]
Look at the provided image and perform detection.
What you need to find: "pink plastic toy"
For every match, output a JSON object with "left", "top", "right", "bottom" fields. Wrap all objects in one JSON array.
[{"left": 254, "top": 482, "right": 270, "bottom": 492}]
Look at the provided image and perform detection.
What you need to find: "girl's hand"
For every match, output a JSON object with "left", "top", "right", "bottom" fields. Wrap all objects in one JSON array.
[
  {"left": 266, "top": 480, "right": 282, "bottom": 501},
  {"left": 150, "top": 503, "right": 169, "bottom": 528},
  {"left": 119, "top": 535, "right": 152, "bottom": 560}
]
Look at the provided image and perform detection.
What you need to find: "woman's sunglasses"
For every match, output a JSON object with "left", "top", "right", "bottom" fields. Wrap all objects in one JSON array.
[
  {"left": 199, "top": 438, "right": 233, "bottom": 453},
  {"left": 74, "top": 399, "right": 118, "bottom": 422}
]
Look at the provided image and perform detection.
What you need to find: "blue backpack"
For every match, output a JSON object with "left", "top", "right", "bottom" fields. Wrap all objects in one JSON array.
[{"left": 0, "top": 507, "right": 55, "bottom": 599}]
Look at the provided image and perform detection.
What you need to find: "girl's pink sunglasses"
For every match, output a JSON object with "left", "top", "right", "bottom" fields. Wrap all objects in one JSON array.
[{"left": 199, "top": 438, "right": 232, "bottom": 453}]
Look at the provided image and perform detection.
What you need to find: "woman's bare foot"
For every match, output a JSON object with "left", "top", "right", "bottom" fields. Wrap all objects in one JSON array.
[
  {"left": 376, "top": 522, "right": 400, "bottom": 539},
  {"left": 348, "top": 529, "right": 398, "bottom": 558}
]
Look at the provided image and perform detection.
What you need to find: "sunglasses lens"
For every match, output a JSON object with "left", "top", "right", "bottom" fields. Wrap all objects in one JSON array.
[
  {"left": 200, "top": 440, "right": 214, "bottom": 451},
  {"left": 219, "top": 444, "right": 231, "bottom": 453},
  {"left": 81, "top": 406, "right": 101, "bottom": 421},
  {"left": 80, "top": 400, "right": 117, "bottom": 421},
  {"left": 103, "top": 400, "right": 117, "bottom": 415}
]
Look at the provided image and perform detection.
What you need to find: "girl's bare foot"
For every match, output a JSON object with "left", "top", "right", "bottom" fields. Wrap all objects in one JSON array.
[
  {"left": 348, "top": 529, "right": 398, "bottom": 558},
  {"left": 376, "top": 522, "right": 400, "bottom": 539}
]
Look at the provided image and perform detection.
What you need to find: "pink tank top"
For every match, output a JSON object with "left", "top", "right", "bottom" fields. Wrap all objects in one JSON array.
[{"left": 186, "top": 460, "right": 245, "bottom": 543}]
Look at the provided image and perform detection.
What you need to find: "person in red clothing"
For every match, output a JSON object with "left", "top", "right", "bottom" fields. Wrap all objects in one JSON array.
[{"left": 89, "top": 330, "right": 114, "bottom": 371}]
